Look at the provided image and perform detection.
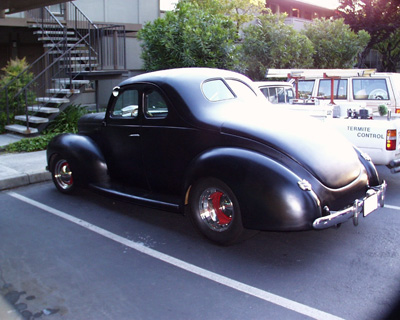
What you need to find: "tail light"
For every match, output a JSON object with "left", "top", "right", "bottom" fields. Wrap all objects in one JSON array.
[
  {"left": 386, "top": 130, "right": 397, "bottom": 151},
  {"left": 396, "top": 108, "right": 400, "bottom": 114}
]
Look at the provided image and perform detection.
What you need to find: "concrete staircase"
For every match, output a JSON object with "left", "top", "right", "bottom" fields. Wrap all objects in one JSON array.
[
  {"left": 5, "top": 11, "right": 96, "bottom": 135},
  {"left": 2, "top": 2, "right": 126, "bottom": 136}
]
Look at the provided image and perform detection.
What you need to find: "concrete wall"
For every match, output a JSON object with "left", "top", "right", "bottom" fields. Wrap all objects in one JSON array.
[
  {"left": 73, "top": 0, "right": 160, "bottom": 72},
  {"left": 73, "top": 0, "right": 159, "bottom": 25}
]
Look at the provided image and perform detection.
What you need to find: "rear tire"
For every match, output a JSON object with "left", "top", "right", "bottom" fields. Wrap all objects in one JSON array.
[
  {"left": 51, "top": 155, "right": 76, "bottom": 194},
  {"left": 189, "top": 178, "right": 244, "bottom": 245}
]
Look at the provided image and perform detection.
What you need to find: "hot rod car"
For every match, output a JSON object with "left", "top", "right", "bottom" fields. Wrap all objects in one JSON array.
[{"left": 47, "top": 68, "right": 386, "bottom": 245}]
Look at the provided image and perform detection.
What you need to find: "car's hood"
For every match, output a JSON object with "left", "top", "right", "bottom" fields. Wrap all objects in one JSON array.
[{"left": 221, "top": 107, "right": 362, "bottom": 189}]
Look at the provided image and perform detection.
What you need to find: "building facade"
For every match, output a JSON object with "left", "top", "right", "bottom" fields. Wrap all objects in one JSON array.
[{"left": 266, "top": 0, "right": 335, "bottom": 30}]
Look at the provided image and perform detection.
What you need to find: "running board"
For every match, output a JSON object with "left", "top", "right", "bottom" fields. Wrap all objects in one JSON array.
[{"left": 89, "top": 183, "right": 182, "bottom": 213}]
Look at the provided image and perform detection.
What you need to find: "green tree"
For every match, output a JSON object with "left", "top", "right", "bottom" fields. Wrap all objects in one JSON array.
[
  {"left": 138, "top": 1, "right": 238, "bottom": 71},
  {"left": 240, "top": 13, "right": 314, "bottom": 80},
  {"left": 188, "top": 0, "right": 266, "bottom": 33},
  {"left": 303, "top": 18, "right": 370, "bottom": 69},
  {"left": 338, "top": 0, "right": 400, "bottom": 69},
  {"left": 375, "top": 29, "right": 400, "bottom": 72}
]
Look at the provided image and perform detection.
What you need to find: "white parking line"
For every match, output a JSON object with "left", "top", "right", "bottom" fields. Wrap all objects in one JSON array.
[
  {"left": 385, "top": 204, "right": 400, "bottom": 211},
  {"left": 9, "top": 191, "right": 343, "bottom": 320}
]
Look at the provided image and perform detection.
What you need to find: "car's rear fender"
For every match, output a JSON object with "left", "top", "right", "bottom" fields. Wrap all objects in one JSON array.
[
  {"left": 47, "top": 133, "right": 108, "bottom": 184},
  {"left": 185, "top": 147, "right": 322, "bottom": 231},
  {"left": 353, "top": 146, "right": 381, "bottom": 187}
]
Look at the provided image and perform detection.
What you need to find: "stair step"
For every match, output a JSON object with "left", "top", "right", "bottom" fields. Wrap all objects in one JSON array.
[
  {"left": 14, "top": 115, "right": 49, "bottom": 124},
  {"left": 48, "top": 50, "right": 90, "bottom": 55},
  {"left": 29, "top": 23, "right": 66, "bottom": 28},
  {"left": 43, "top": 43, "right": 85, "bottom": 48},
  {"left": 61, "top": 56, "right": 97, "bottom": 61},
  {"left": 36, "top": 97, "right": 70, "bottom": 104},
  {"left": 34, "top": 30, "right": 74, "bottom": 35},
  {"left": 28, "top": 106, "right": 60, "bottom": 113},
  {"left": 53, "top": 79, "right": 90, "bottom": 89},
  {"left": 38, "top": 37, "right": 80, "bottom": 42},
  {"left": 5, "top": 124, "right": 38, "bottom": 135},
  {"left": 46, "top": 88, "right": 80, "bottom": 94},
  {"left": 62, "top": 64, "right": 98, "bottom": 70}
]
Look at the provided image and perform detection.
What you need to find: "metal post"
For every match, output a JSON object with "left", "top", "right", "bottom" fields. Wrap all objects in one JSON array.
[{"left": 25, "top": 90, "right": 30, "bottom": 134}]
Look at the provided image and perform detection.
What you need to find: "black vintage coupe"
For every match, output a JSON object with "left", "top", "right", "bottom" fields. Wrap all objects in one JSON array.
[{"left": 47, "top": 68, "right": 386, "bottom": 244}]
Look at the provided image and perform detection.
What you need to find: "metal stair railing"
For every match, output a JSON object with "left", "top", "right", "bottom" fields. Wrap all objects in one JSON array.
[
  {"left": 28, "top": 6, "right": 66, "bottom": 54},
  {"left": 0, "top": 1, "right": 127, "bottom": 133},
  {"left": 0, "top": 36, "right": 90, "bottom": 133},
  {"left": 66, "top": 1, "right": 126, "bottom": 71}
]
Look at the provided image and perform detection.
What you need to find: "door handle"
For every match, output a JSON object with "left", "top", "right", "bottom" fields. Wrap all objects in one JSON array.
[{"left": 129, "top": 133, "right": 140, "bottom": 137}]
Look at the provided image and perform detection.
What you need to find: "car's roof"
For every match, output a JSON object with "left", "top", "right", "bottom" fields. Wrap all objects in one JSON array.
[
  {"left": 120, "top": 68, "right": 253, "bottom": 87},
  {"left": 117, "top": 68, "right": 267, "bottom": 130}
]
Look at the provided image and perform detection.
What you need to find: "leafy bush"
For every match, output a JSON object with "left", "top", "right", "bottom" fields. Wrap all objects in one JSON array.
[
  {"left": 0, "top": 57, "right": 35, "bottom": 133},
  {"left": 240, "top": 13, "right": 314, "bottom": 80},
  {"left": 303, "top": 18, "right": 370, "bottom": 69},
  {"left": 5, "top": 104, "right": 89, "bottom": 153},
  {"left": 5, "top": 133, "right": 58, "bottom": 153},
  {"left": 46, "top": 104, "right": 89, "bottom": 134},
  {"left": 138, "top": 0, "right": 238, "bottom": 71}
]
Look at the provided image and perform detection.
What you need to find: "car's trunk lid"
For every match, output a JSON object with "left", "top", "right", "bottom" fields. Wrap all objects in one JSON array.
[{"left": 221, "top": 107, "right": 362, "bottom": 189}]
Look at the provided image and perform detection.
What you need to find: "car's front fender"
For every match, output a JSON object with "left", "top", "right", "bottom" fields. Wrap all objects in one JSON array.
[
  {"left": 47, "top": 133, "right": 108, "bottom": 184},
  {"left": 185, "top": 147, "right": 322, "bottom": 231}
]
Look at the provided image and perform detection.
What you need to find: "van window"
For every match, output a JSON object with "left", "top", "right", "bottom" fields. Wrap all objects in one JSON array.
[
  {"left": 353, "top": 79, "right": 389, "bottom": 100},
  {"left": 260, "top": 86, "right": 294, "bottom": 104},
  {"left": 297, "top": 80, "right": 314, "bottom": 99},
  {"left": 318, "top": 79, "right": 347, "bottom": 99}
]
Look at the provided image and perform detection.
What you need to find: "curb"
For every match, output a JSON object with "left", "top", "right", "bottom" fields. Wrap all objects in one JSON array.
[{"left": 0, "top": 171, "right": 51, "bottom": 191}]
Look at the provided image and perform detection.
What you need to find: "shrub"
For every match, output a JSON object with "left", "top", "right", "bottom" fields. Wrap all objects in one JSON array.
[
  {"left": 46, "top": 104, "right": 89, "bottom": 134},
  {"left": 0, "top": 57, "right": 35, "bottom": 133},
  {"left": 5, "top": 104, "right": 89, "bottom": 153}
]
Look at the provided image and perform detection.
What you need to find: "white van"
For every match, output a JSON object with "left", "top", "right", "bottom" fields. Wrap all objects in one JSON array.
[{"left": 266, "top": 69, "right": 400, "bottom": 115}]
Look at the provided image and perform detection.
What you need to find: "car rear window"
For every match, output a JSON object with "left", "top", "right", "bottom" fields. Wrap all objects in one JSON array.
[
  {"left": 202, "top": 78, "right": 256, "bottom": 102},
  {"left": 202, "top": 79, "right": 235, "bottom": 101},
  {"left": 225, "top": 79, "right": 257, "bottom": 100}
]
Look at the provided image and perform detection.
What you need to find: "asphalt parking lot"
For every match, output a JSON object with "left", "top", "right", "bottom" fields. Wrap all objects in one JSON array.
[{"left": 1, "top": 166, "right": 399, "bottom": 320}]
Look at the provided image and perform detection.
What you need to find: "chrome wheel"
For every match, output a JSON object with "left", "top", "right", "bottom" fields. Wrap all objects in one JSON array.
[
  {"left": 189, "top": 178, "right": 244, "bottom": 245},
  {"left": 53, "top": 158, "right": 74, "bottom": 192},
  {"left": 198, "top": 187, "right": 234, "bottom": 232}
]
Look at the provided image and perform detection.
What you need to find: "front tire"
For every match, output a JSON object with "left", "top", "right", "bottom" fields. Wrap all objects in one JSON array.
[
  {"left": 51, "top": 155, "right": 76, "bottom": 194},
  {"left": 189, "top": 178, "right": 244, "bottom": 245}
]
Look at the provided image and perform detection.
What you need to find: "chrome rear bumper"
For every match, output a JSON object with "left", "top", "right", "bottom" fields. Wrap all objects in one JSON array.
[{"left": 313, "top": 181, "right": 387, "bottom": 230}]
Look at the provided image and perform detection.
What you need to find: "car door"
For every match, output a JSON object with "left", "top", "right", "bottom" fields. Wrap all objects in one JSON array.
[
  {"left": 102, "top": 85, "right": 147, "bottom": 188},
  {"left": 139, "top": 85, "right": 204, "bottom": 196}
]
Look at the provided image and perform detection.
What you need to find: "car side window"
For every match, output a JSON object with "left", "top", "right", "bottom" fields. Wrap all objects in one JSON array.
[
  {"left": 144, "top": 90, "right": 168, "bottom": 118},
  {"left": 111, "top": 88, "right": 139, "bottom": 118},
  {"left": 353, "top": 79, "right": 389, "bottom": 100}
]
